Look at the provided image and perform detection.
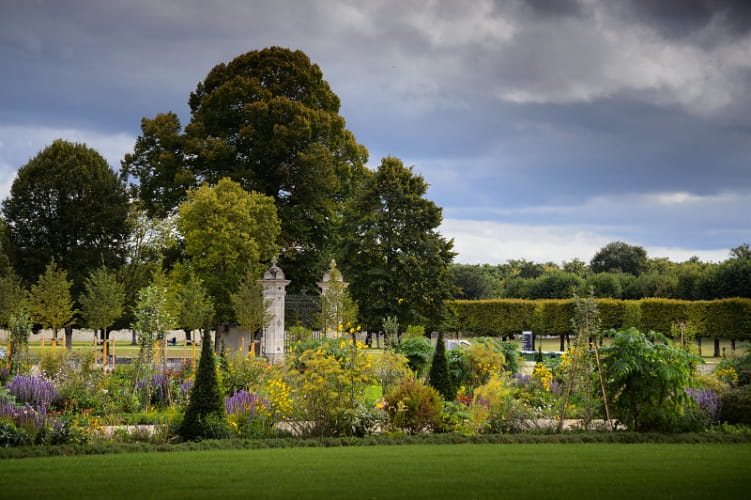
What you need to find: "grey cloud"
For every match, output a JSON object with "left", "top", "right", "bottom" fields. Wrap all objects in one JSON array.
[
  {"left": 1, "top": 0, "right": 749, "bottom": 262},
  {"left": 624, "top": 0, "right": 751, "bottom": 38}
]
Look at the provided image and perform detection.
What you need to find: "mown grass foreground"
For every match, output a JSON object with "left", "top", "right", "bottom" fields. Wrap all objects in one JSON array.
[{"left": 1, "top": 443, "right": 749, "bottom": 499}]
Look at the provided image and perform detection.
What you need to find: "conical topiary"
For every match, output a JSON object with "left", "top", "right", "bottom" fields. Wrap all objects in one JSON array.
[
  {"left": 178, "top": 330, "right": 229, "bottom": 440},
  {"left": 428, "top": 331, "right": 455, "bottom": 401}
]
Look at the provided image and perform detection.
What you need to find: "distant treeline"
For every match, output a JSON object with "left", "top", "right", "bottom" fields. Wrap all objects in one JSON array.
[{"left": 450, "top": 242, "right": 751, "bottom": 301}]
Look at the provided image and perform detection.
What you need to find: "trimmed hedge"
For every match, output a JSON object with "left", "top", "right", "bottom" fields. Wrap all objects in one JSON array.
[{"left": 448, "top": 298, "right": 751, "bottom": 340}]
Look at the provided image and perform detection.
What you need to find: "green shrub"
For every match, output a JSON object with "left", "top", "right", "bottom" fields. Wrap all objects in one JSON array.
[
  {"left": 601, "top": 328, "right": 699, "bottom": 432},
  {"left": 471, "top": 375, "right": 531, "bottom": 434},
  {"left": 395, "top": 337, "right": 433, "bottom": 376},
  {"left": 384, "top": 379, "right": 442, "bottom": 434},
  {"left": 715, "top": 352, "right": 751, "bottom": 386},
  {"left": 719, "top": 385, "right": 751, "bottom": 425},
  {"left": 403, "top": 325, "right": 425, "bottom": 338},
  {"left": 0, "top": 421, "right": 32, "bottom": 447},
  {"left": 287, "top": 326, "right": 313, "bottom": 343}
]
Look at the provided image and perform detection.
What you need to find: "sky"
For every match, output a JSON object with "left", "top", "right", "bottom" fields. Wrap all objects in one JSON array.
[{"left": 1, "top": 0, "right": 749, "bottom": 265}]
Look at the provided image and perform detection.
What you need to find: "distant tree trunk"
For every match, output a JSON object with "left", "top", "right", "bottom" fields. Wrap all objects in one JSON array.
[
  {"left": 731, "top": 338, "right": 736, "bottom": 352},
  {"left": 696, "top": 336, "right": 702, "bottom": 356},
  {"left": 64, "top": 326, "right": 73, "bottom": 350},
  {"left": 560, "top": 334, "right": 565, "bottom": 352},
  {"left": 713, "top": 338, "right": 720, "bottom": 358},
  {"left": 131, "top": 329, "right": 137, "bottom": 345},
  {"left": 184, "top": 328, "right": 192, "bottom": 343}
]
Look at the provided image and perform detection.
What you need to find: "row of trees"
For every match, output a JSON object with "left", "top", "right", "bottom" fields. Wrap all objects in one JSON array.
[
  {"left": 451, "top": 241, "right": 751, "bottom": 301},
  {"left": 0, "top": 47, "right": 456, "bottom": 337}
]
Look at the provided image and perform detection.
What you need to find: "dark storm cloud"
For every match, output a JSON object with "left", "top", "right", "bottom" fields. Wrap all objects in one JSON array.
[
  {"left": 0, "top": 0, "right": 748, "bottom": 262},
  {"left": 625, "top": 0, "right": 751, "bottom": 38}
]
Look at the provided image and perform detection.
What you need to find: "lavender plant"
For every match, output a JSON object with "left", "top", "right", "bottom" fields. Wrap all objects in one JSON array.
[
  {"left": 686, "top": 387, "right": 722, "bottom": 425},
  {"left": 7, "top": 375, "right": 61, "bottom": 408}
]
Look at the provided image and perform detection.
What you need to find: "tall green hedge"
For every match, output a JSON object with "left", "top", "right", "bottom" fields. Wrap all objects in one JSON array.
[{"left": 447, "top": 298, "right": 751, "bottom": 339}]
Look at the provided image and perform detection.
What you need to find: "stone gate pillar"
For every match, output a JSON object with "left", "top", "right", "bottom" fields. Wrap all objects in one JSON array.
[
  {"left": 259, "top": 257, "right": 290, "bottom": 364},
  {"left": 317, "top": 260, "right": 349, "bottom": 338}
]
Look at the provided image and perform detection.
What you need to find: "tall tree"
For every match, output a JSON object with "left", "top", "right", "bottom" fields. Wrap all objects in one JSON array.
[
  {"left": 121, "top": 113, "right": 195, "bottom": 218},
  {"left": 176, "top": 178, "right": 280, "bottom": 323},
  {"left": 28, "top": 261, "right": 77, "bottom": 346},
  {"left": 340, "top": 157, "right": 456, "bottom": 330},
  {"left": 0, "top": 219, "right": 11, "bottom": 276},
  {"left": 123, "top": 47, "right": 369, "bottom": 290},
  {"left": 0, "top": 271, "right": 26, "bottom": 329},
  {"left": 2, "top": 140, "right": 130, "bottom": 294},
  {"left": 79, "top": 267, "right": 126, "bottom": 342},
  {"left": 132, "top": 272, "right": 180, "bottom": 371},
  {"left": 590, "top": 241, "right": 648, "bottom": 276},
  {"left": 450, "top": 264, "right": 499, "bottom": 300}
]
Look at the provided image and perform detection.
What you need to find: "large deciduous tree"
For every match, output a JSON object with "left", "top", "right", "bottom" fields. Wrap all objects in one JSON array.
[
  {"left": 590, "top": 241, "right": 648, "bottom": 276},
  {"left": 176, "top": 178, "right": 280, "bottom": 323},
  {"left": 2, "top": 140, "right": 130, "bottom": 293},
  {"left": 123, "top": 47, "right": 369, "bottom": 290},
  {"left": 121, "top": 113, "right": 195, "bottom": 218},
  {"left": 340, "top": 156, "right": 456, "bottom": 330}
]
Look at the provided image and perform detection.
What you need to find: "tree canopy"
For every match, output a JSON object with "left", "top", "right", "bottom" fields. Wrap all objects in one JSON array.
[
  {"left": 176, "top": 178, "right": 280, "bottom": 323},
  {"left": 340, "top": 156, "right": 456, "bottom": 329},
  {"left": 122, "top": 47, "right": 369, "bottom": 290},
  {"left": 590, "top": 241, "right": 648, "bottom": 276},
  {"left": 2, "top": 139, "right": 129, "bottom": 293},
  {"left": 28, "top": 261, "right": 77, "bottom": 341}
]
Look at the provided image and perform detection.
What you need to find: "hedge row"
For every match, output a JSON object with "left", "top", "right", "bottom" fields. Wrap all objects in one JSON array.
[{"left": 447, "top": 298, "right": 751, "bottom": 340}]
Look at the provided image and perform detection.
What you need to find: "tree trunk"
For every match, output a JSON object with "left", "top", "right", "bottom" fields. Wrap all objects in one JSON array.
[
  {"left": 131, "top": 329, "right": 137, "bottom": 345},
  {"left": 560, "top": 334, "right": 565, "bottom": 352},
  {"left": 713, "top": 338, "right": 720, "bottom": 358},
  {"left": 184, "top": 328, "right": 192, "bottom": 344},
  {"left": 731, "top": 338, "right": 736, "bottom": 352},
  {"left": 64, "top": 326, "right": 73, "bottom": 351},
  {"left": 696, "top": 336, "right": 702, "bottom": 356}
]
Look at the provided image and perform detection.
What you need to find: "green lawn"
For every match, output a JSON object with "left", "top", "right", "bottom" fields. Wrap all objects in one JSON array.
[{"left": 1, "top": 443, "right": 749, "bottom": 499}]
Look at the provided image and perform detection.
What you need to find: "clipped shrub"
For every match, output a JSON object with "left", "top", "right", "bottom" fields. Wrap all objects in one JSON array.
[
  {"left": 448, "top": 298, "right": 750, "bottom": 341},
  {"left": 178, "top": 331, "right": 229, "bottom": 441},
  {"left": 428, "top": 331, "right": 454, "bottom": 400},
  {"left": 384, "top": 379, "right": 442, "bottom": 434}
]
